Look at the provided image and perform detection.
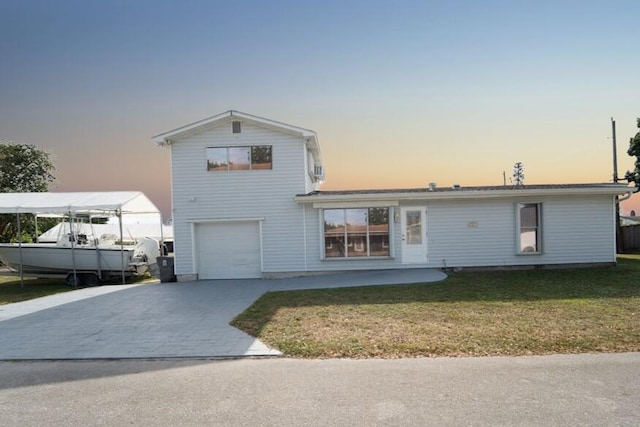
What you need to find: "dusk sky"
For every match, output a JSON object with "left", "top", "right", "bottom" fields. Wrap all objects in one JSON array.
[{"left": 1, "top": 0, "right": 639, "bottom": 218}]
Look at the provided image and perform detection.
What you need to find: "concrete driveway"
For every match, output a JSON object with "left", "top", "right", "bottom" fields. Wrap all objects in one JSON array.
[{"left": 0, "top": 269, "right": 446, "bottom": 360}]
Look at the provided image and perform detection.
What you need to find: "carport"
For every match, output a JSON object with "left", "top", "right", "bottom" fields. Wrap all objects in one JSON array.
[{"left": 0, "top": 191, "right": 163, "bottom": 285}]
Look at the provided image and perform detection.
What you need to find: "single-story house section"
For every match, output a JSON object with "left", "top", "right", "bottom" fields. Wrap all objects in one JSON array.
[{"left": 153, "top": 111, "right": 634, "bottom": 280}]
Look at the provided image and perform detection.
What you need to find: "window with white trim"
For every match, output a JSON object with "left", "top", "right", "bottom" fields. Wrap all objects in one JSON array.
[
  {"left": 323, "top": 208, "right": 390, "bottom": 258},
  {"left": 206, "top": 146, "right": 272, "bottom": 171},
  {"left": 517, "top": 203, "right": 541, "bottom": 253}
]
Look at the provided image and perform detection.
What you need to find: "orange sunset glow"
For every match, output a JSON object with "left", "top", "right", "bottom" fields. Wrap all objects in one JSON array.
[{"left": 1, "top": 2, "right": 638, "bottom": 218}]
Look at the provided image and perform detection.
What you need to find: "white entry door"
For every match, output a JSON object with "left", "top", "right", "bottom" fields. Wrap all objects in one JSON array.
[{"left": 401, "top": 207, "right": 427, "bottom": 264}]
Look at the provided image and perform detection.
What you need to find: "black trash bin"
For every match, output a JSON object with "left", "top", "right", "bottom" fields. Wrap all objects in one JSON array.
[{"left": 157, "top": 256, "right": 177, "bottom": 282}]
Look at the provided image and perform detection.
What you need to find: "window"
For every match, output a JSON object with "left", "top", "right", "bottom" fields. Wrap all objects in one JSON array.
[
  {"left": 324, "top": 208, "right": 390, "bottom": 258},
  {"left": 251, "top": 146, "right": 272, "bottom": 169},
  {"left": 517, "top": 203, "right": 541, "bottom": 253},
  {"left": 232, "top": 121, "right": 241, "bottom": 133},
  {"left": 228, "top": 147, "right": 250, "bottom": 170},
  {"left": 206, "top": 146, "right": 272, "bottom": 171},
  {"left": 405, "top": 210, "right": 422, "bottom": 244},
  {"left": 206, "top": 148, "right": 228, "bottom": 171}
]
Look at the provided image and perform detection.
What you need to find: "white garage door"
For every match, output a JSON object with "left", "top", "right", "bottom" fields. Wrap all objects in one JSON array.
[{"left": 195, "top": 221, "right": 261, "bottom": 279}]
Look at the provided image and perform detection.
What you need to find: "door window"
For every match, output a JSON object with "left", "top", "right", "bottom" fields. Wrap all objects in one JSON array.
[{"left": 406, "top": 210, "right": 422, "bottom": 244}]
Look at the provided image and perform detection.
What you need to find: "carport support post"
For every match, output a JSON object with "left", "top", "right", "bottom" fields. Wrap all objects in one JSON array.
[
  {"left": 118, "top": 209, "right": 125, "bottom": 285},
  {"left": 16, "top": 213, "right": 23, "bottom": 288},
  {"left": 69, "top": 212, "right": 78, "bottom": 287},
  {"left": 159, "top": 214, "right": 165, "bottom": 255}
]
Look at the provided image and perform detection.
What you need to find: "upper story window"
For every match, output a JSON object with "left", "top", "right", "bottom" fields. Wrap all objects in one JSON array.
[
  {"left": 206, "top": 146, "right": 272, "bottom": 171},
  {"left": 517, "top": 203, "right": 541, "bottom": 254},
  {"left": 324, "top": 207, "right": 390, "bottom": 258}
]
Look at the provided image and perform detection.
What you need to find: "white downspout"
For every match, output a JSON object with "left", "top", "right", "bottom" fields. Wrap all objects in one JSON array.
[
  {"left": 302, "top": 204, "right": 307, "bottom": 272},
  {"left": 615, "top": 189, "right": 635, "bottom": 258},
  {"left": 616, "top": 190, "right": 634, "bottom": 203}
]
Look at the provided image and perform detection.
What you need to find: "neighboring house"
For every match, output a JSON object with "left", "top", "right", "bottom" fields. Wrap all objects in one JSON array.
[
  {"left": 620, "top": 216, "right": 640, "bottom": 226},
  {"left": 153, "top": 111, "right": 633, "bottom": 280}
]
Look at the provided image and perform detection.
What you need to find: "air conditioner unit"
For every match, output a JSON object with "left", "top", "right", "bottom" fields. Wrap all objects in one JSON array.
[{"left": 313, "top": 165, "right": 324, "bottom": 178}]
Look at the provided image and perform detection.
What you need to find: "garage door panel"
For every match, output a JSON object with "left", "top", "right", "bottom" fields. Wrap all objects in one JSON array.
[{"left": 195, "top": 222, "right": 261, "bottom": 279}]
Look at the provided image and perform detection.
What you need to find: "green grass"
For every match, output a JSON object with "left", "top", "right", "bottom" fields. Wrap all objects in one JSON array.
[
  {"left": 231, "top": 256, "right": 640, "bottom": 358},
  {"left": 0, "top": 273, "right": 157, "bottom": 305},
  {"left": 0, "top": 276, "right": 73, "bottom": 305}
]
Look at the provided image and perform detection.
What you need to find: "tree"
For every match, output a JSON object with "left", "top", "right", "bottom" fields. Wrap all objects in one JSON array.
[
  {"left": 512, "top": 162, "right": 525, "bottom": 186},
  {"left": 625, "top": 118, "right": 640, "bottom": 186},
  {"left": 0, "top": 141, "right": 55, "bottom": 192},
  {"left": 0, "top": 140, "right": 56, "bottom": 242}
]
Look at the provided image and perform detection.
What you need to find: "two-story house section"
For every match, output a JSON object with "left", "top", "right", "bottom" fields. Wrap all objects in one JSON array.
[
  {"left": 152, "top": 110, "right": 324, "bottom": 280},
  {"left": 154, "top": 110, "right": 633, "bottom": 281}
]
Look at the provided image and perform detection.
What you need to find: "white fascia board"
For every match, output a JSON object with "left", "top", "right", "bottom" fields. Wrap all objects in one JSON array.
[
  {"left": 186, "top": 217, "right": 265, "bottom": 224},
  {"left": 295, "top": 186, "right": 634, "bottom": 204},
  {"left": 232, "top": 111, "right": 316, "bottom": 137},
  {"left": 152, "top": 110, "right": 319, "bottom": 146},
  {"left": 312, "top": 200, "right": 399, "bottom": 209},
  {"left": 152, "top": 111, "right": 232, "bottom": 145}
]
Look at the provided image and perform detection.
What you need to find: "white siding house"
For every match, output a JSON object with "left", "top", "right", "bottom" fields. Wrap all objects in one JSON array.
[
  {"left": 153, "top": 111, "right": 323, "bottom": 280},
  {"left": 154, "top": 111, "right": 634, "bottom": 281}
]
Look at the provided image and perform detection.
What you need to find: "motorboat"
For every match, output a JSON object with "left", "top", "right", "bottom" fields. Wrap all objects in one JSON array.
[
  {"left": 0, "top": 230, "right": 160, "bottom": 285},
  {"left": 0, "top": 191, "right": 168, "bottom": 286}
]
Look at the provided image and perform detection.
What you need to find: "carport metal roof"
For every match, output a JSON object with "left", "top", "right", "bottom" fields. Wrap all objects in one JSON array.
[{"left": 0, "top": 191, "right": 160, "bottom": 215}]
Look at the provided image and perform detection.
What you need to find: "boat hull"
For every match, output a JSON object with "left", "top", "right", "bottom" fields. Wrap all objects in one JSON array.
[{"left": 0, "top": 244, "right": 138, "bottom": 277}]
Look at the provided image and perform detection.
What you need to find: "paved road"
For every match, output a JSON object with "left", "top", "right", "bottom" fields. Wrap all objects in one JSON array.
[{"left": 1, "top": 353, "right": 638, "bottom": 426}]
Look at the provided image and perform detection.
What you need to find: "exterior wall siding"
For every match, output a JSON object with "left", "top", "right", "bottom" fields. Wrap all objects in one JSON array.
[
  {"left": 171, "top": 121, "right": 308, "bottom": 276},
  {"left": 427, "top": 195, "right": 615, "bottom": 267},
  {"left": 164, "top": 112, "right": 620, "bottom": 280},
  {"left": 299, "top": 195, "right": 616, "bottom": 273}
]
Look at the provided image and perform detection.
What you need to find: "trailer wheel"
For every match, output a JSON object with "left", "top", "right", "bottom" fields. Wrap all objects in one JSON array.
[
  {"left": 82, "top": 273, "right": 100, "bottom": 287},
  {"left": 65, "top": 274, "right": 80, "bottom": 287}
]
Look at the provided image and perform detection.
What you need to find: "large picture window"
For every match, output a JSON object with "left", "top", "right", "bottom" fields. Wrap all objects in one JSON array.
[
  {"left": 517, "top": 203, "right": 541, "bottom": 253},
  {"left": 207, "top": 146, "right": 272, "bottom": 171},
  {"left": 324, "top": 208, "right": 390, "bottom": 258}
]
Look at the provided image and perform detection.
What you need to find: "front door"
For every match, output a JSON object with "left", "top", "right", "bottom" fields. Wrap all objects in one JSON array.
[{"left": 401, "top": 207, "right": 427, "bottom": 264}]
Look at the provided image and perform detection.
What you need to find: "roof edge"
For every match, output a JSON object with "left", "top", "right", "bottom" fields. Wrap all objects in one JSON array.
[
  {"left": 295, "top": 183, "right": 635, "bottom": 204},
  {"left": 152, "top": 110, "right": 317, "bottom": 145}
]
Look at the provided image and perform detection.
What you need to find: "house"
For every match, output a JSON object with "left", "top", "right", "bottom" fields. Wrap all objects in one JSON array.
[{"left": 153, "top": 111, "right": 633, "bottom": 281}]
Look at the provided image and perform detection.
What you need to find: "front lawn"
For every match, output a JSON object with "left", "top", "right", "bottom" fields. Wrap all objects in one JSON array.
[
  {"left": 231, "top": 256, "right": 640, "bottom": 358},
  {"left": 0, "top": 274, "right": 156, "bottom": 305},
  {"left": 0, "top": 276, "right": 72, "bottom": 305}
]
